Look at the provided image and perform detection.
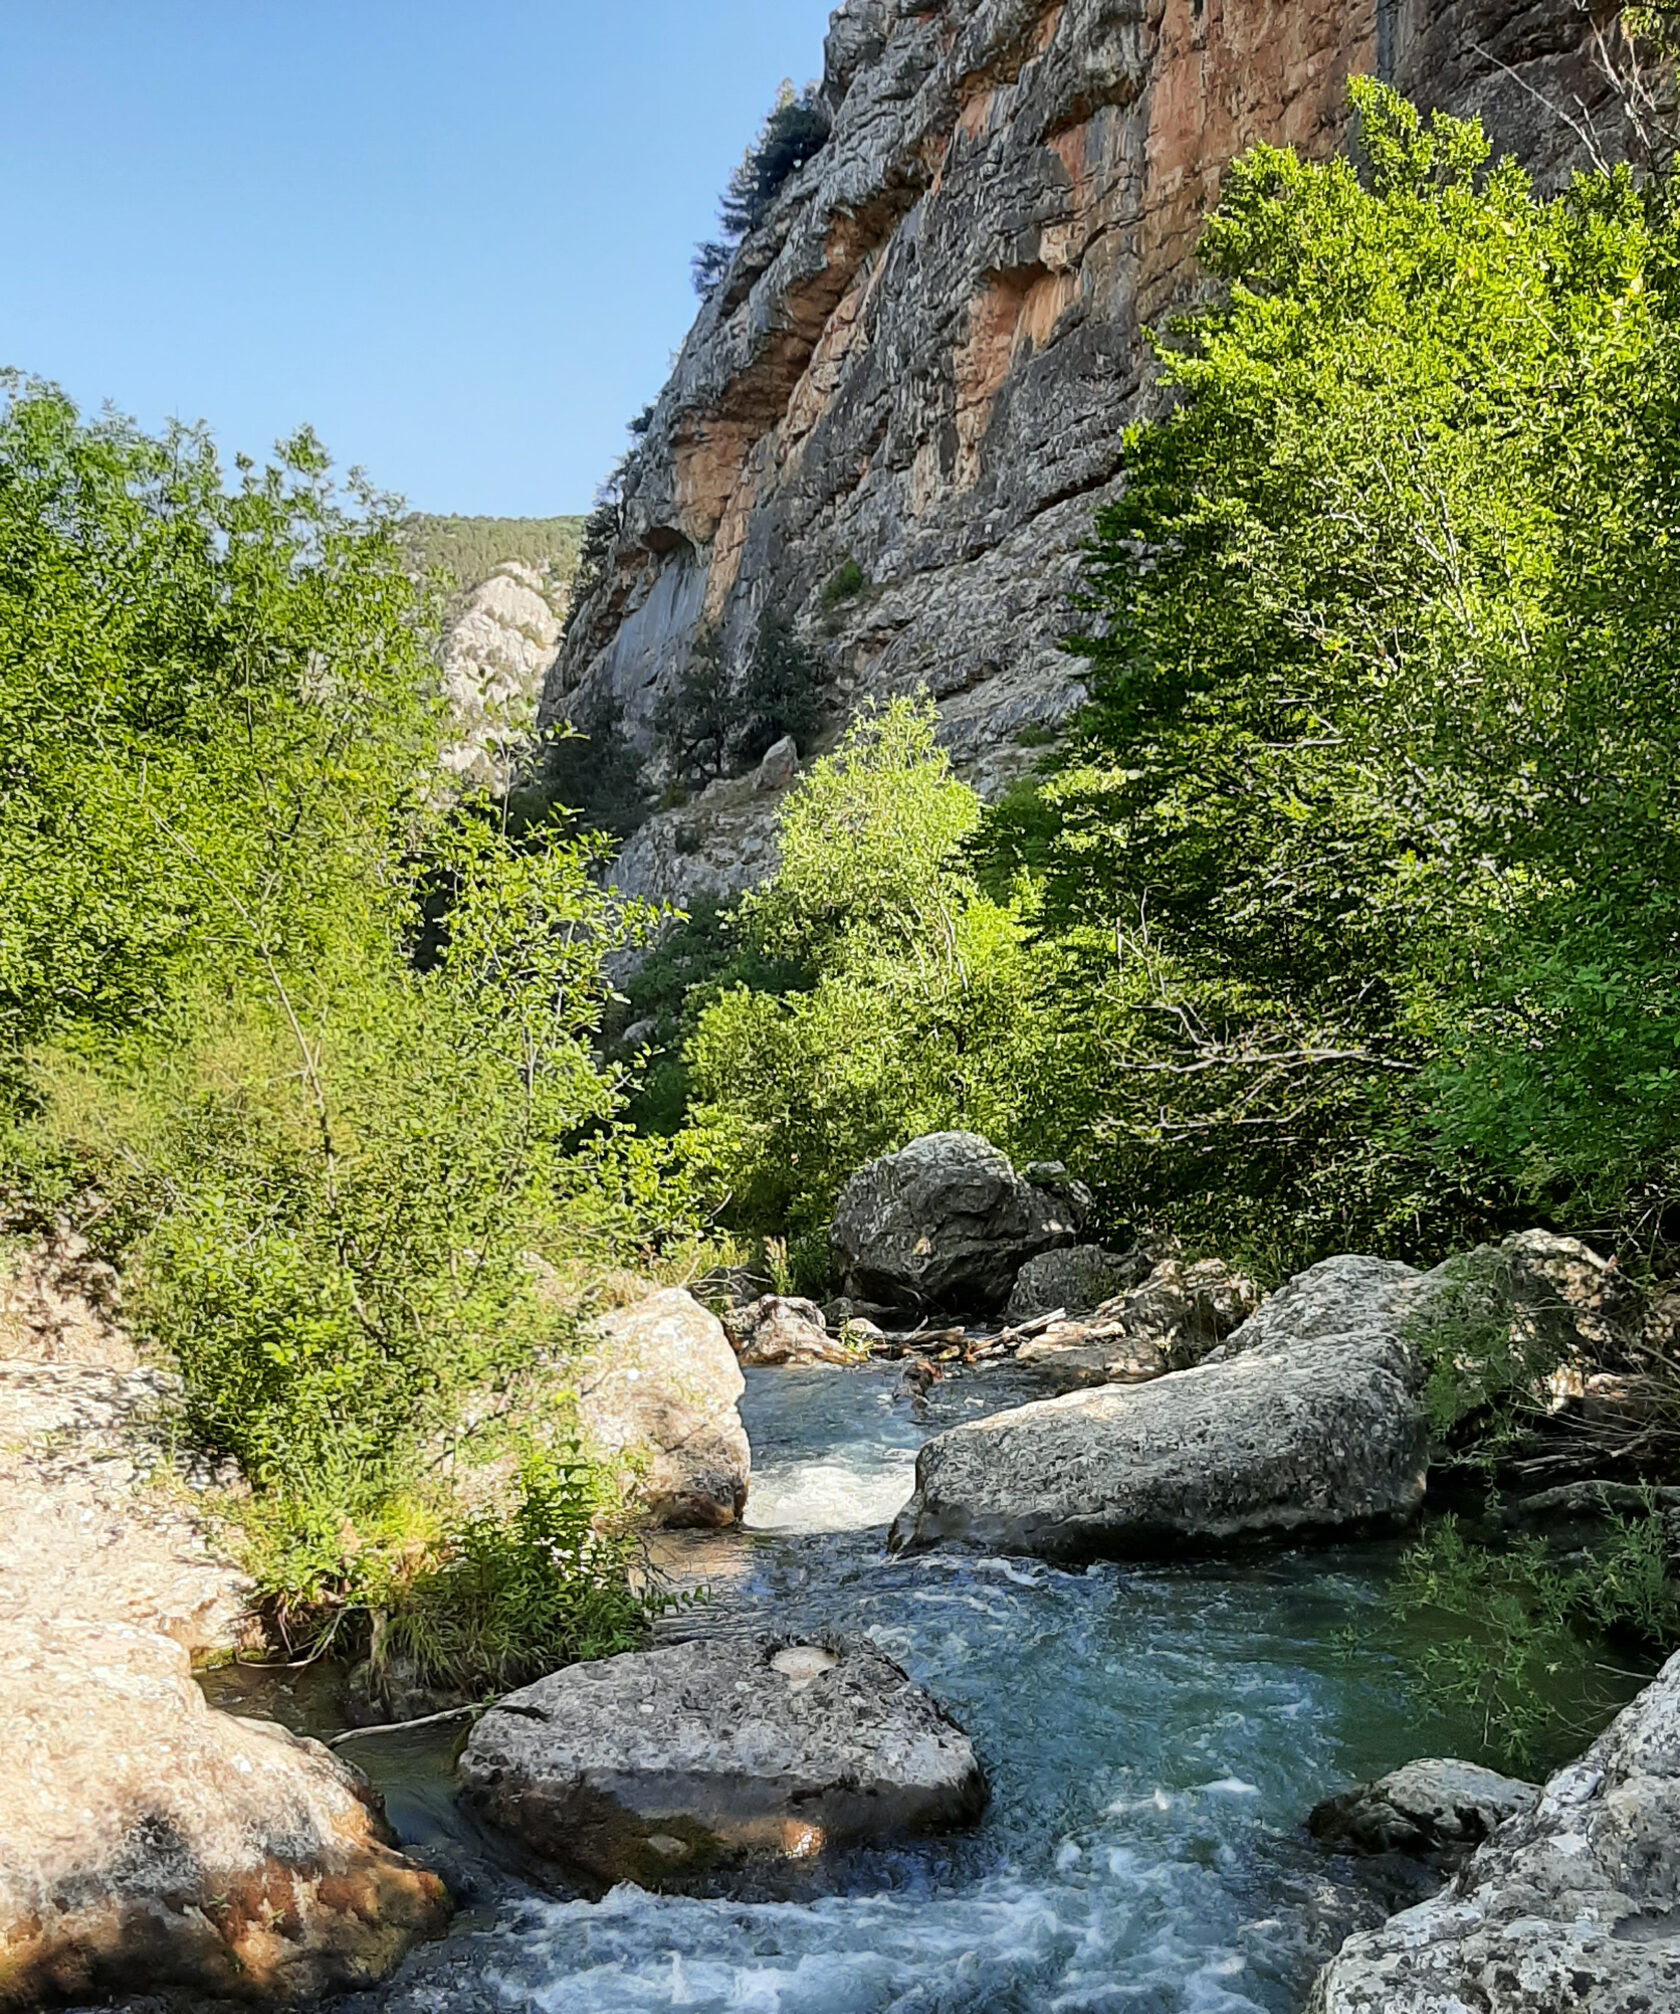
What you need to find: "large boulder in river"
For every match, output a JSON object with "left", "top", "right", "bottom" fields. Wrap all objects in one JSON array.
[
  {"left": 461, "top": 1634, "right": 986, "bottom": 1887},
  {"left": 1310, "top": 1651, "right": 1680, "bottom": 2012},
  {"left": 1310, "top": 1759, "right": 1538, "bottom": 1864},
  {"left": 829, "top": 1133, "right": 1080, "bottom": 1315},
  {"left": 891, "top": 1253, "right": 1434, "bottom": 1561},
  {"left": 0, "top": 1616, "right": 447, "bottom": 2004},
  {"left": 572, "top": 1289, "right": 750, "bottom": 1529}
]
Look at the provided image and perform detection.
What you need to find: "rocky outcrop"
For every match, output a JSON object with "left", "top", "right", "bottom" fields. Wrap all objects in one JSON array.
[
  {"left": 829, "top": 1132, "right": 1081, "bottom": 1314},
  {"left": 1014, "top": 1256, "right": 1258, "bottom": 1388},
  {"left": 1310, "top": 1651, "right": 1680, "bottom": 2012},
  {"left": 1004, "top": 1244, "right": 1150, "bottom": 1321},
  {"left": 725, "top": 1295, "right": 858, "bottom": 1366},
  {"left": 440, "top": 562, "right": 566, "bottom": 792},
  {"left": 0, "top": 1616, "right": 448, "bottom": 2006},
  {"left": 572, "top": 1288, "right": 751, "bottom": 1527},
  {"left": 544, "top": 0, "right": 1616, "bottom": 906},
  {"left": 1310, "top": 1759, "right": 1539, "bottom": 1864},
  {"left": 459, "top": 1633, "right": 986, "bottom": 1886}
]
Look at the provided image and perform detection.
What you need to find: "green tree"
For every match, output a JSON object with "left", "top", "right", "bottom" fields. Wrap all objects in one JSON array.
[
  {"left": 685, "top": 701, "right": 1039, "bottom": 1232},
  {"left": 1024, "top": 81, "right": 1680, "bottom": 1264},
  {"left": 692, "top": 81, "right": 831, "bottom": 297},
  {"left": 738, "top": 610, "right": 825, "bottom": 763},
  {"left": 655, "top": 627, "right": 737, "bottom": 785},
  {"left": 0, "top": 379, "right": 686, "bottom": 1687}
]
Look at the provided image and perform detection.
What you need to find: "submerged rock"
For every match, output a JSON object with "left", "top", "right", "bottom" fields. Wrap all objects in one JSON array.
[
  {"left": 573, "top": 1289, "right": 751, "bottom": 1528},
  {"left": 460, "top": 1634, "right": 986, "bottom": 1886},
  {"left": 725, "top": 1294, "right": 855, "bottom": 1366},
  {"left": 829, "top": 1132, "right": 1079, "bottom": 1315},
  {"left": 1311, "top": 1652, "right": 1680, "bottom": 2012},
  {"left": 0, "top": 1617, "right": 448, "bottom": 2004},
  {"left": 1310, "top": 1759, "right": 1539, "bottom": 1863}
]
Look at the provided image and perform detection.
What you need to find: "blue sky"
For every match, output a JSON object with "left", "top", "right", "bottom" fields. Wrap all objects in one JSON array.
[{"left": 0, "top": 1, "right": 837, "bottom": 515}]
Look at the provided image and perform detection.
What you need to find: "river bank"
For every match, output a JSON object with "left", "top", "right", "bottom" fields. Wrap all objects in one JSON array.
[{"left": 216, "top": 1361, "right": 1642, "bottom": 2014}]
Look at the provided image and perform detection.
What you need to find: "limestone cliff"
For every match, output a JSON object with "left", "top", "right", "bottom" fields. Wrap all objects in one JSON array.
[
  {"left": 440, "top": 561, "right": 567, "bottom": 792},
  {"left": 545, "top": 0, "right": 1617, "bottom": 905}
]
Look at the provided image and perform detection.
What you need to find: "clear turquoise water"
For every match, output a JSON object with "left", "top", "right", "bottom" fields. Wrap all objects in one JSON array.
[{"left": 345, "top": 1364, "right": 1500, "bottom": 2014}]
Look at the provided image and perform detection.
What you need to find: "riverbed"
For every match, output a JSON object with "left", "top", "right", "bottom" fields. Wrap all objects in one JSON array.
[{"left": 303, "top": 1363, "right": 1537, "bottom": 2012}]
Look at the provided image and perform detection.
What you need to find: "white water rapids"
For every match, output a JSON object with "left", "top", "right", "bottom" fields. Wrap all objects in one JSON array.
[{"left": 345, "top": 1364, "right": 1489, "bottom": 2014}]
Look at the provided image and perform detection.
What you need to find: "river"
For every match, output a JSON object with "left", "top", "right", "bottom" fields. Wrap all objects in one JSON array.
[{"left": 325, "top": 1361, "right": 1516, "bottom": 2014}]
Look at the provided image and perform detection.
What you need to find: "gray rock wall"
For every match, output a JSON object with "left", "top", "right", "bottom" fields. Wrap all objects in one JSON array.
[{"left": 544, "top": 0, "right": 1616, "bottom": 905}]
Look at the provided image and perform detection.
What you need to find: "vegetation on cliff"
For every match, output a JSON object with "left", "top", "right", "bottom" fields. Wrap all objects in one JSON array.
[
  {"left": 0, "top": 378, "right": 702, "bottom": 1686},
  {"left": 681, "top": 82, "right": 1680, "bottom": 1285}
]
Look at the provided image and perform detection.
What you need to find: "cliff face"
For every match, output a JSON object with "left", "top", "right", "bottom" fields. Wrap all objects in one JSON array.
[{"left": 546, "top": 0, "right": 1616, "bottom": 904}]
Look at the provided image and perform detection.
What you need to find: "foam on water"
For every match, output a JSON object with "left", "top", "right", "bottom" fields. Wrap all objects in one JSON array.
[{"left": 360, "top": 1365, "right": 1475, "bottom": 2014}]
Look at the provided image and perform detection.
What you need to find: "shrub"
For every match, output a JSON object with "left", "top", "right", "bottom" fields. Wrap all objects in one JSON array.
[
  {"left": 0, "top": 379, "right": 685, "bottom": 1689},
  {"left": 682, "top": 701, "right": 1045, "bottom": 1232},
  {"left": 737, "top": 610, "right": 825, "bottom": 762},
  {"left": 821, "top": 557, "right": 866, "bottom": 610},
  {"left": 541, "top": 692, "right": 650, "bottom": 840},
  {"left": 1385, "top": 1509, "right": 1680, "bottom": 1765}
]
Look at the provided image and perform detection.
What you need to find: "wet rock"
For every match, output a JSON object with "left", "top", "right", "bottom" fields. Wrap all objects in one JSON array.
[
  {"left": 829, "top": 1132, "right": 1079, "bottom": 1315},
  {"left": 724, "top": 1294, "right": 855, "bottom": 1367},
  {"left": 1310, "top": 1760, "right": 1538, "bottom": 1863},
  {"left": 0, "top": 1616, "right": 448, "bottom": 2005},
  {"left": 1310, "top": 1651, "right": 1680, "bottom": 2012},
  {"left": 460, "top": 1634, "right": 986, "bottom": 1886},
  {"left": 889, "top": 1322, "right": 1427, "bottom": 1562},
  {"left": 573, "top": 1289, "right": 751, "bottom": 1528},
  {"left": 1016, "top": 1258, "right": 1258, "bottom": 1390},
  {"left": 1004, "top": 1244, "right": 1151, "bottom": 1322}
]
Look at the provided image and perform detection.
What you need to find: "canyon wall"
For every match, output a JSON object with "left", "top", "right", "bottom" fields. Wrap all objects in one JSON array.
[{"left": 544, "top": 0, "right": 1618, "bottom": 904}]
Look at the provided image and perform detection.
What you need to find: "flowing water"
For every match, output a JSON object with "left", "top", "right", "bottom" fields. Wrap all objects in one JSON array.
[{"left": 328, "top": 1364, "right": 1522, "bottom": 2014}]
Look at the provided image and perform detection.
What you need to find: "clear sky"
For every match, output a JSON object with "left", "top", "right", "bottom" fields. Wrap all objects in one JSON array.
[{"left": 0, "top": 1, "right": 837, "bottom": 516}]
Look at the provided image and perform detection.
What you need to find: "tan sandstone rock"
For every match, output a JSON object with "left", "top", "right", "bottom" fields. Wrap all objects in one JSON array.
[{"left": 0, "top": 1617, "right": 448, "bottom": 2007}]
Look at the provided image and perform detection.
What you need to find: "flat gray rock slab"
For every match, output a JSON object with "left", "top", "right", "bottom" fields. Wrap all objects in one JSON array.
[
  {"left": 888, "top": 1330, "right": 1427, "bottom": 1561},
  {"left": 1311, "top": 1651, "right": 1680, "bottom": 2011},
  {"left": 461, "top": 1634, "right": 986, "bottom": 1885}
]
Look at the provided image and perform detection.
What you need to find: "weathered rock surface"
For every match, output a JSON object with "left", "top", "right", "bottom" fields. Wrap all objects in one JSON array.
[
  {"left": 440, "top": 562, "right": 565, "bottom": 792},
  {"left": 829, "top": 1131, "right": 1080, "bottom": 1314},
  {"left": 0, "top": 1238, "right": 252, "bottom": 1660},
  {"left": 0, "top": 1616, "right": 448, "bottom": 2005},
  {"left": 891, "top": 1319, "right": 1427, "bottom": 1560},
  {"left": 1311, "top": 1759, "right": 1539, "bottom": 1863},
  {"left": 1310, "top": 1651, "right": 1680, "bottom": 2012},
  {"left": 893, "top": 1250, "right": 1437, "bottom": 1558},
  {"left": 1015, "top": 1257, "right": 1258, "bottom": 1389},
  {"left": 1004, "top": 1243, "right": 1150, "bottom": 1321},
  {"left": 460, "top": 1633, "right": 986, "bottom": 1885},
  {"left": 545, "top": 0, "right": 1616, "bottom": 908},
  {"left": 752, "top": 733, "right": 800, "bottom": 793},
  {"left": 1217, "top": 1253, "right": 1431, "bottom": 1360},
  {"left": 572, "top": 1288, "right": 751, "bottom": 1527},
  {"left": 725, "top": 1294, "right": 857, "bottom": 1366}
]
